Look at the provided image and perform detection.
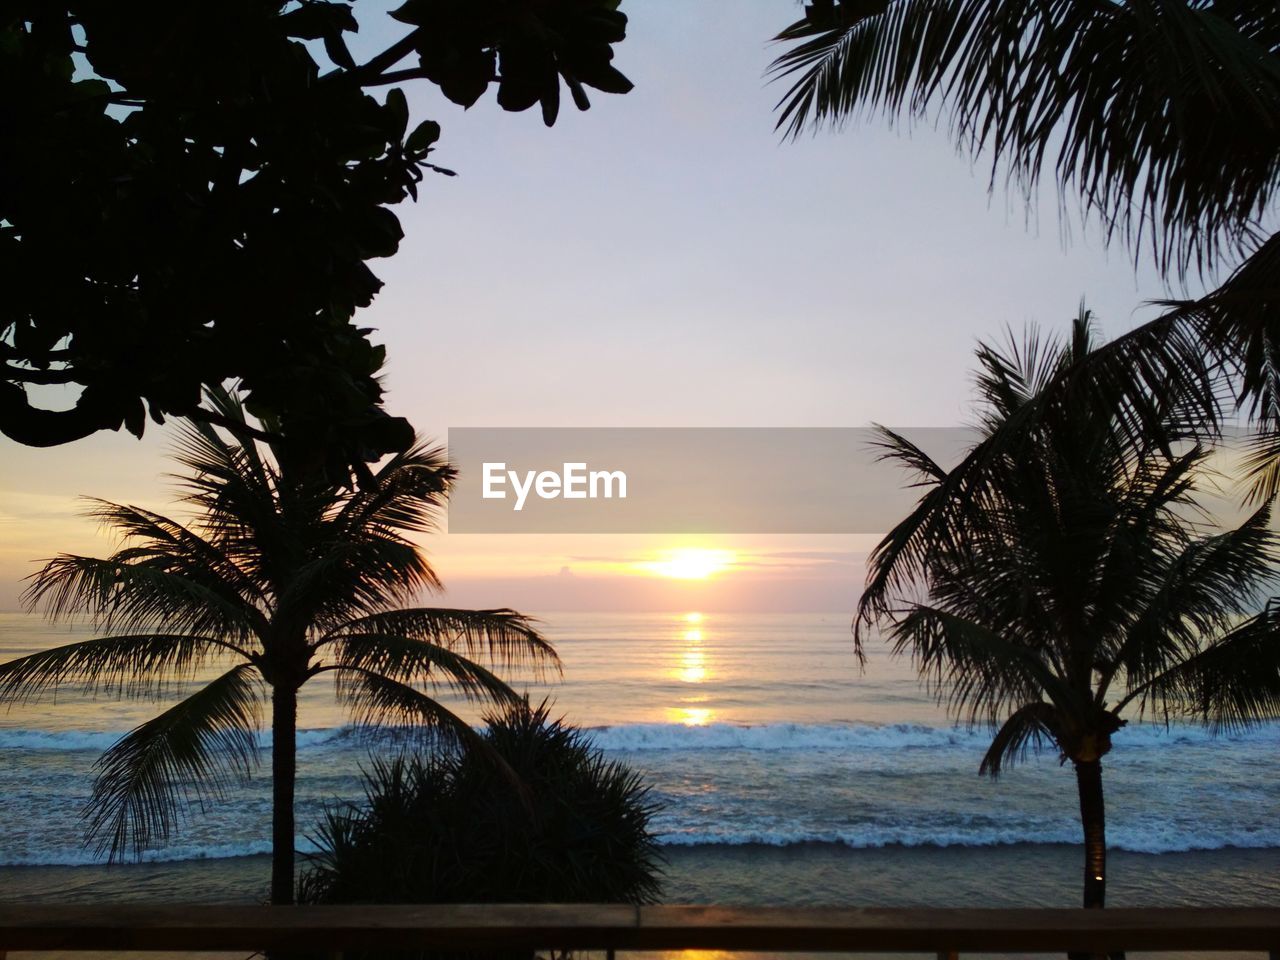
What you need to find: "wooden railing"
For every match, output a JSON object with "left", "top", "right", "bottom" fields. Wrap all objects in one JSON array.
[{"left": 1, "top": 904, "right": 1279, "bottom": 956}]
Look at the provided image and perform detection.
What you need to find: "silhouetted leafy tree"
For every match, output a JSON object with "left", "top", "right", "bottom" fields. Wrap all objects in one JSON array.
[
  {"left": 1, "top": 1, "right": 632, "bottom": 476},
  {"left": 856, "top": 311, "right": 1280, "bottom": 912},
  {"left": 0, "top": 387, "right": 559, "bottom": 904}
]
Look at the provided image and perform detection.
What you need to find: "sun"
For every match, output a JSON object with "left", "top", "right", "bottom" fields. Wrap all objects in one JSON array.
[{"left": 638, "top": 548, "right": 735, "bottom": 580}]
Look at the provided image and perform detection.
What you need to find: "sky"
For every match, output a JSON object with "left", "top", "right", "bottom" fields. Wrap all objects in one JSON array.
[{"left": 0, "top": 1, "right": 1193, "bottom": 614}]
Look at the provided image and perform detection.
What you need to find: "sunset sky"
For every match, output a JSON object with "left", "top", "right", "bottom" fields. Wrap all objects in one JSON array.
[{"left": 0, "top": 1, "right": 1189, "bottom": 614}]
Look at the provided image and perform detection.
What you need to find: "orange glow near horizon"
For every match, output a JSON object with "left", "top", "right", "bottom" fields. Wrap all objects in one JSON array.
[{"left": 637, "top": 548, "right": 736, "bottom": 580}]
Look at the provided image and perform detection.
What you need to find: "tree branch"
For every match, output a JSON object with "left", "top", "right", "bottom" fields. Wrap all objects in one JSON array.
[
  {"left": 361, "top": 67, "right": 433, "bottom": 88},
  {"left": 3, "top": 364, "right": 80, "bottom": 385},
  {"left": 324, "top": 30, "right": 422, "bottom": 86},
  {"left": 185, "top": 408, "right": 279, "bottom": 444},
  {"left": 0, "top": 382, "right": 121, "bottom": 446}
]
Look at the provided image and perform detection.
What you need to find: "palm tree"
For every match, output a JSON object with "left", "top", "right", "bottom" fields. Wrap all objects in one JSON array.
[
  {"left": 769, "top": 1, "right": 1280, "bottom": 495},
  {"left": 855, "top": 312, "right": 1280, "bottom": 911},
  {"left": 0, "top": 388, "right": 558, "bottom": 905}
]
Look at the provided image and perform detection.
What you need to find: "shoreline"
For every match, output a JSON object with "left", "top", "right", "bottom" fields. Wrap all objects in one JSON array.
[{"left": 2, "top": 842, "right": 1277, "bottom": 908}]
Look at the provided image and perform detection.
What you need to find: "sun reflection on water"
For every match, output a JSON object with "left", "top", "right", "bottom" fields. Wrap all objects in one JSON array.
[
  {"left": 675, "top": 619, "right": 707, "bottom": 684},
  {"left": 678, "top": 646, "right": 706, "bottom": 684},
  {"left": 668, "top": 706, "right": 713, "bottom": 726},
  {"left": 669, "top": 612, "right": 714, "bottom": 723}
]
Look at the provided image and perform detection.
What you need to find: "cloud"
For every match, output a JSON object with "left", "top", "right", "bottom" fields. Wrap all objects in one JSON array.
[
  {"left": 564, "top": 547, "right": 865, "bottom": 573},
  {"left": 434, "top": 571, "right": 859, "bottom": 615}
]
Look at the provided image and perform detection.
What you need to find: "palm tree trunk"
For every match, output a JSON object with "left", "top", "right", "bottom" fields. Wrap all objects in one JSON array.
[
  {"left": 271, "top": 682, "right": 298, "bottom": 906},
  {"left": 1074, "top": 758, "right": 1107, "bottom": 908},
  {"left": 1070, "top": 759, "right": 1121, "bottom": 960}
]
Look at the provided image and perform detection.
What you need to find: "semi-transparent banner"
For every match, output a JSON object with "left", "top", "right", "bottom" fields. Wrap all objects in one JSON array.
[
  {"left": 445, "top": 427, "right": 980, "bottom": 533},
  {"left": 447, "top": 427, "right": 1261, "bottom": 534}
]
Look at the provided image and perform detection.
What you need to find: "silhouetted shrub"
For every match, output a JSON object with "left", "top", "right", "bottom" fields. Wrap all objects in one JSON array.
[{"left": 299, "top": 700, "right": 663, "bottom": 958}]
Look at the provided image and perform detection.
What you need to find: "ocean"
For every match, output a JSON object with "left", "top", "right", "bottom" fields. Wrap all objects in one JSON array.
[{"left": 1, "top": 609, "right": 1278, "bottom": 916}]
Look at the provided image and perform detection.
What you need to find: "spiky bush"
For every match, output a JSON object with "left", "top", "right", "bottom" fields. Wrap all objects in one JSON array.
[{"left": 300, "top": 700, "right": 663, "bottom": 927}]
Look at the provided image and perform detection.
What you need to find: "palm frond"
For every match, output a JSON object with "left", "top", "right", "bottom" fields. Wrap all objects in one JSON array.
[
  {"left": 323, "top": 632, "right": 525, "bottom": 708},
  {"left": 85, "top": 663, "right": 262, "bottom": 860},
  {"left": 331, "top": 665, "right": 485, "bottom": 747},
  {"left": 979, "top": 700, "right": 1061, "bottom": 778},
  {"left": 769, "top": 0, "right": 1280, "bottom": 276},
  {"left": 173, "top": 427, "right": 277, "bottom": 527},
  {"left": 171, "top": 386, "right": 278, "bottom": 512},
  {"left": 972, "top": 321, "right": 1073, "bottom": 425},
  {"left": 1242, "top": 429, "right": 1280, "bottom": 506},
  {"left": 0, "top": 633, "right": 246, "bottom": 704},
  {"left": 168, "top": 396, "right": 294, "bottom": 574},
  {"left": 278, "top": 536, "right": 438, "bottom": 632},
  {"left": 262, "top": 446, "right": 458, "bottom": 627},
  {"left": 770, "top": 1, "right": 934, "bottom": 138},
  {"left": 889, "top": 604, "right": 1081, "bottom": 725},
  {"left": 1155, "top": 233, "right": 1280, "bottom": 499},
  {"left": 333, "top": 442, "right": 454, "bottom": 539},
  {"left": 81, "top": 499, "right": 267, "bottom": 612},
  {"left": 1132, "top": 599, "right": 1280, "bottom": 731},
  {"left": 1110, "top": 500, "right": 1280, "bottom": 702},
  {"left": 868, "top": 426, "right": 949, "bottom": 485},
  {"left": 331, "top": 608, "right": 559, "bottom": 678},
  {"left": 24, "top": 554, "right": 262, "bottom": 645}
]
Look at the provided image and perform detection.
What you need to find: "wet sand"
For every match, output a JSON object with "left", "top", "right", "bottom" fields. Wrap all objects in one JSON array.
[
  {"left": 3, "top": 843, "right": 1277, "bottom": 908},
  {"left": 2, "top": 843, "right": 1277, "bottom": 960}
]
